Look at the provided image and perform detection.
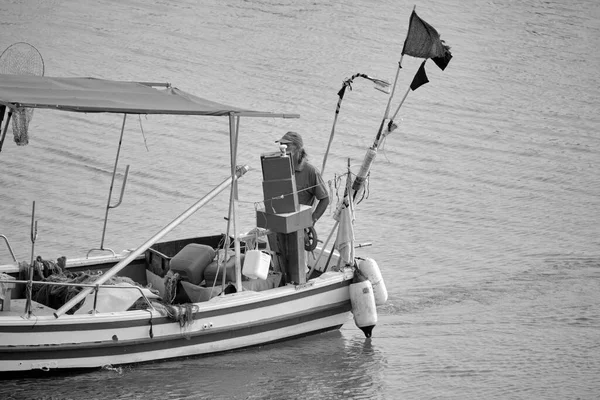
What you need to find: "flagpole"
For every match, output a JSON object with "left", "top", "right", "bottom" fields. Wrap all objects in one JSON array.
[
  {"left": 322, "top": 77, "right": 353, "bottom": 176},
  {"left": 392, "top": 86, "right": 412, "bottom": 120},
  {"left": 350, "top": 6, "right": 418, "bottom": 198},
  {"left": 387, "top": 86, "right": 411, "bottom": 132},
  {"left": 321, "top": 74, "right": 389, "bottom": 176},
  {"left": 352, "top": 6, "right": 450, "bottom": 201},
  {"left": 373, "top": 56, "right": 403, "bottom": 148},
  {"left": 346, "top": 159, "right": 355, "bottom": 263},
  {"left": 383, "top": 56, "right": 404, "bottom": 120},
  {"left": 388, "top": 59, "right": 430, "bottom": 132},
  {"left": 371, "top": 5, "right": 416, "bottom": 149},
  {"left": 353, "top": 60, "right": 406, "bottom": 200},
  {"left": 346, "top": 7, "right": 447, "bottom": 204}
]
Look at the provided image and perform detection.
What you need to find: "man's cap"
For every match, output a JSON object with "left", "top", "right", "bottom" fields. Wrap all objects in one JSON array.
[{"left": 276, "top": 131, "right": 303, "bottom": 149}]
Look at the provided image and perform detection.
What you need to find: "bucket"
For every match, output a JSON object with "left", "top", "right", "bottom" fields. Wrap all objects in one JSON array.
[{"left": 242, "top": 249, "right": 271, "bottom": 280}]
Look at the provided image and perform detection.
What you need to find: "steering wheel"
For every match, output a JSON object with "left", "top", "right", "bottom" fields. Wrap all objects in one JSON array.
[{"left": 304, "top": 226, "right": 318, "bottom": 251}]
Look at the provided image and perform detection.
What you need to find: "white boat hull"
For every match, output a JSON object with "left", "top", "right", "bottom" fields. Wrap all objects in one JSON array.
[{"left": 0, "top": 271, "right": 352, "bottom": 372}]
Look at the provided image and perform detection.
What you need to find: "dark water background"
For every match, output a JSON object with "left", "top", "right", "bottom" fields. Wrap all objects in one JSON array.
[{"left": 1, "top": 0, "right": 599, "bottom": 398}]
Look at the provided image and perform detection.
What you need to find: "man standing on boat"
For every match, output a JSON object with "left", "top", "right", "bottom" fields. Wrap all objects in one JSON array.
[
  {"left": 276, "top": 131, "right": 329, "bottom": 283},
  {"left": 276, "top": 131, "right": 330, "bottom": 225}
]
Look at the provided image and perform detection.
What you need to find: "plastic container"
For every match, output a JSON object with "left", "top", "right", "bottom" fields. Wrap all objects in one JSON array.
[
  {"left": 242, "top": 250, "right": 271, "bottom": 280},
  {"left": 204, "top": 251, "right": 244, "bottom": 285},
  {"left": 169, "top": 244, "right": 215, "bottom": 285}
]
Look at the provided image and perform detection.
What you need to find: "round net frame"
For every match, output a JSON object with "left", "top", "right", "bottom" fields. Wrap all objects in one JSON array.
[{"left": 0, "top": 42, "right": 45, "bottom": 146}]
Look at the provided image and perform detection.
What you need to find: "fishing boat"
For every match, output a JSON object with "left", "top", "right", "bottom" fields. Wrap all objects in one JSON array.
[
  {"left": 0, "top": 73, "right": 387, "bottom": 374},
  {"left": 0, "top": 8, "right": 453, "bottom": 373}
]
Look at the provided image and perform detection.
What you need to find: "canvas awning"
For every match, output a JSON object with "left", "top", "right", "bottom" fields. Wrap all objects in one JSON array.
[{"left": 0, "top": 74, "right": 299, "bottom": 118}]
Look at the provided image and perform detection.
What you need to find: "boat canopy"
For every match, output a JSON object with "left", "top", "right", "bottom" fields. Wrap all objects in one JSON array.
[{"left": 0, "top": 74, "right": 299, "bottom": 118}]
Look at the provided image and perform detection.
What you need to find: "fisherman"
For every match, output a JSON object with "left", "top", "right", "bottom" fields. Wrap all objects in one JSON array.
[
  {"left": 276, "top": 131, "right": 329, "bottom": 225},
  {"left": 269, "top": 131, "right": 329, "bottom": 282}
]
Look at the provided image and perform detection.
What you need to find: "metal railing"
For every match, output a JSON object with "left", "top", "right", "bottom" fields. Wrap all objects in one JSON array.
[
  {"left": 0, "top": 234, "right": 17, "bottom": 262},
  {"left": 0, "top": 278, "right": 156, "bottom": 316}
]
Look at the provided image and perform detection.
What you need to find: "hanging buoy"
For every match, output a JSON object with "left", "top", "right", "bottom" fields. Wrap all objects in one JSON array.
[
  {"left": 349, "top": 278, "right": 377, "bottom": 338},
  {"left": 358, "top": 257, "right": 388, "bottom": 306}
]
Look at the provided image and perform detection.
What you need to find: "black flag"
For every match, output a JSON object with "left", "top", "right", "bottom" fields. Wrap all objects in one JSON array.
[
  {"left": 401, "top": 10, "right": 452, "bottom": 71},
  {"left": 432, "top": 46, "right": 452, "bottom": 71},
  {"left": 410, "top": 61, "right": 429, "bottom": 91}
]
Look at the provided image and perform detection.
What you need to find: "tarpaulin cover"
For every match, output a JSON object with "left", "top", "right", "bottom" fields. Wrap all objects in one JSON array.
[{"left": 0, "top": 74, "right": 299, "bottom": 118}]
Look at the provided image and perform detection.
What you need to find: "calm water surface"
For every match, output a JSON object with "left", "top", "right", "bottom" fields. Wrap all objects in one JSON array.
[{"left": 1, "top": 0, "right": 599, "bottom": 399}]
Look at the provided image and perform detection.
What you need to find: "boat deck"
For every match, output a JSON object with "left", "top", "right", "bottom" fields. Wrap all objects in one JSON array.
[{"left": 1, "top": 299, "right": 56, "bottom": 317}]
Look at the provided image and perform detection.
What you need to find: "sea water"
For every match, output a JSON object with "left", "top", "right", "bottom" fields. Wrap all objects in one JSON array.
[{"left": 0, "top": 0, "right": 599, "bottom": 398}]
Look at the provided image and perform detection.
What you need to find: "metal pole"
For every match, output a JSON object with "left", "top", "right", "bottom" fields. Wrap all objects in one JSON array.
[
  {"left": 0, "top": 110, "right": 13, "bottom": 152},
  {"left": 321, "top": 74, "right": 389, "bottom": 176},
  {"left": 388, "top": 85, "right": 412, "bottom": 130},
  {"left": 321, "top": 83, "right": 347, "bottom": 176},
  {"left": 25, "top": 201, "right": 37, "bottom": 317},
  {"left": 54, "top": 166, "right": 250, "bottom": 318},
  {"left": 100, "top": 114, "right": 127, "bottom": 250},
  {"left": 307, "top": 220, "right": 339, "bottom": 277},
  {"left": 217, "top": 126, "right": 236, "bottom": 294},
  {"left": 230, "top": 114, "right": 243, "bottom": 292}
]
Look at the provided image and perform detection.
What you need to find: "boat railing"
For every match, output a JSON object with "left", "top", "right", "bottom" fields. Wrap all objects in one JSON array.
[
  {"left": 0, "top": 234, "right": 17, "bottom": 263},
  {"left": 86, "top": 248, "right": 117, "bottom": 258},
  {"left": 0, "top": 277, "right": 156, "bottom": 315}
]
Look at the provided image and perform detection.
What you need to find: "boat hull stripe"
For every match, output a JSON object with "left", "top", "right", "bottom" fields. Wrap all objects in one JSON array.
[
  {"left": 0, "top": 279, "right": 350, "bottom": 333},
  {"left": 0, "top": 302, "right": 351, "bottom": 360}
]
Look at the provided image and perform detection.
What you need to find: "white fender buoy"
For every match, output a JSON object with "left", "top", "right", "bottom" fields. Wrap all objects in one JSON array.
[
  {"left": 349, "top": 279, "right": 377, "bottom": 338},
  {"left": 358, "top": 257, "right": 388, "bottom": 306}
]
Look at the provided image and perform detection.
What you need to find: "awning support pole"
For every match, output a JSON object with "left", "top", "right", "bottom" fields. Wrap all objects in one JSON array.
[
  {"left": 230, "top": 114, "right": 243, "bottom": 292},
  {"left": 0, "top": 109, "right": 13, "bottom": 153},
  {"left": 87, "top": 114, "right": 130, "bottom": 258}
]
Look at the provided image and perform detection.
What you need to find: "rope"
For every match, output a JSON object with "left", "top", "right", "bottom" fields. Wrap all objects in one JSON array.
[
  {"left": 163, "top": 270, "right": 181, "bottom": 305},
  {"left": 19, "top": 256, "right": 148, "bottom": 313},
  {"left": 163, "top": 303, "right": 198, "bottom": 328},
  {"left": 258, "top": 182, "right": 324, "bottom": 213}
]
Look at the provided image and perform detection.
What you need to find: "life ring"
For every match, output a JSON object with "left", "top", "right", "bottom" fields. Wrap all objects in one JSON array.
[{"left": 304, "top": 226, "right": 318, "bottom": 251}]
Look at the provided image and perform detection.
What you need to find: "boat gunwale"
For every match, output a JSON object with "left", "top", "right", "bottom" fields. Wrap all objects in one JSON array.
[
  {"left": 0, "top": 271, "right": 352, "bottom": 329},
  {"left": 0, "top": 252, "right": 143, "bottom": 275}
]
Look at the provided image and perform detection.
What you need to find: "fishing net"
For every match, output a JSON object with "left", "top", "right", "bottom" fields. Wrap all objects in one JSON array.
[
  {"left": 18, "top": 257, "right": 144, "bottom": 314},
  {"left": 0, "top": 42, "right": 45, "bottom": 146},
  {"left": 17, "top": 255, "right": 198, "bottom": 327}
]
